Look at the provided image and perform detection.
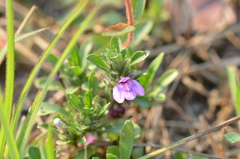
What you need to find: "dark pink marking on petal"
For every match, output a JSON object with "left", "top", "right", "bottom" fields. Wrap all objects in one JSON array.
[{"left": 119, "top": 77, "right": 130, "bottom": 83}]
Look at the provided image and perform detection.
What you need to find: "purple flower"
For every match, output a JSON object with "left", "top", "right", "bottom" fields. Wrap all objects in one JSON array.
[
  {"left": 113, "top": 77, "right": 144, "bottom": 103},
  {"left": 85, "top": 133, "right": 98, "bottom": 144}
]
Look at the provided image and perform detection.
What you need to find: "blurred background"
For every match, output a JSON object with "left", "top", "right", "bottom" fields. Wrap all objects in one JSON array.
[{"left": 0, "top": 0, "right": 240, "bottom": 158}]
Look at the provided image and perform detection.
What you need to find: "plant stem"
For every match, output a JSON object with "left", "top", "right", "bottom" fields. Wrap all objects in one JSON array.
[
  {"left": 138, "top": 116, "right": 240, "bottom": 159},
  {"left": 0, "top": 0, "right": 15, "bottom": 156},
  {"left": 0, "top": 89, "right": 20, "bottom": 159},
  {"left": 123, "top": 0, "right": 134, "bottom": 47}
]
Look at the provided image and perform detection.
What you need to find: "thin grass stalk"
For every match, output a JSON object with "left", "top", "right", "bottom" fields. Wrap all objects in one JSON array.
[
  {"left": 138, "top": 116, "right": 240, "bottom": 159},
  {"left": 45, "top": 124, "right": 54, "bottom": 159},
  {"left": 16, "top": 90, "right": 42, "bottom": 157},
  {"left": 16, "top": 4, "right": 99, "bottom": 157},
  {"left": 0, "top": 88, "right": 20, "bottom": 159},
  {"left": 12, "top": 0, "right": 89, "bottom": 136},
  {"left": 0, "top": 0, "right": 15, "bottom": 156}
]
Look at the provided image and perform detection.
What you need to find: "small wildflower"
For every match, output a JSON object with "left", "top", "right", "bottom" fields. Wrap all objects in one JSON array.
[
  {"left": 108, "top": 107, "right": 125, "bottom": 118},
  {"left": 54, "top": 118, "right": 65, "bottom": 133},
  {"left": 85, "top": 133, "right": 98, "bottom": 144},
  {"left": 113, "top": 77, "right": 144, "bottom": 103}
]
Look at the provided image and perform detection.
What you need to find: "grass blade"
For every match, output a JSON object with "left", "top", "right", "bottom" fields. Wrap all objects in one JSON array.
[
  {"left": 0, "top": 0, "right": 15, "bottom": 156},
  {"left": 16, "top": 90, "right": 43, "bottom": 157},
  {"left": 45, "top": 124, "right": 55, "bottom": 159},
  {"left": 0, "top": 88, "right": 20, "bottom": 159},
  {"left": 227, "top": 66, "right": 240, "bottom": 114}
]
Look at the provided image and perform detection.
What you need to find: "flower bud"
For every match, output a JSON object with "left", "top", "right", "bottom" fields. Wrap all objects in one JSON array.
[
  {"left": 54, "top": 118, "right": 65, "bottom": 133},
  {"left": 85, "top": 133, "right": 98, "bottom": 144},
  {"left": 108, "top": 107, "right": 125, "bottom": 118}
]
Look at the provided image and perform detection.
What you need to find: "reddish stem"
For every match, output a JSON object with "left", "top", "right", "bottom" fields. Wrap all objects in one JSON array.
[{"left": 123, "top": 0, "right": 134, "bottom": 48}]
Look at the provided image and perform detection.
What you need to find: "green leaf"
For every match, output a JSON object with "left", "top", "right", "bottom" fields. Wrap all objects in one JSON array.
[
  {"left": 106, "top": 153, "right": 117, "bottom": 159},
  {"left": 37, "top": 124, "right": 49, "bottom": 130},
  {"left": 84, "top": 90, "right": 93, "bottom": 108},
  {"left": 34, "top": 77, "right": 63, "bottom": 91},
  {"left": 65, "top": 86, "right": 80, "bottom": 94},
  {"left": 111, "top": 54, "right": 124, "bottom": 73},
  {"left": 98, "top": 103, "right": 110, "bottom": 117},
  {"left": 56, "top": 140, "right": 71, "bottom": 145},
  {"left": 224, "top": 132, "right": 240, "bottom": 143},
  {"left": 70, "top": 45, "right": 81, "bottom": 67},
  {"left": 87, "top": 54, "right": 110, "bottom": 72},
  {"left": 130, "top": 50, "right": 150, "bottom": 66},
  {"left": 132, "top": 0, "right": 146, "bottom": 20},
  {"left": 77, "top": 125, "right": 89, "bottom": 131},
  {"left": 110, "top": 37, "right": 122, "bottom": 53},
  {"left": 46, "top": 54, "right": 58, "bottom": 66},
  {"left": 77, "top": 136, "right": 86, "bottom": 143},
  {"left": 235, "top": 78, "right": 240, "bottom": 115},
  {"left": 132, "top": 147, "right": 144, "bottom": 159},
  {"left": 148, "top": 69, "right": 178, "bottom": 97},
  {"left": 66, "top": 94, "right": 82, "bottom": 111},
  {"left": 79, "top": 42, "right": 92, "bottom": 70},
  {"left": 28, "top": 146, "right": 41, "bottom": 159},
  {"left": 92, "top": 157, "right": 100, "bottom": 159},
  {"left": 88, "top": 72, "right": 98, "bottom": 92},
  {"left": 119, "top": 120, "right": 135, "bottom": 159},
  {"left": 131, "top": 20, "right": 153, "bottom": 47},
  {"left": 134, "top": 96, "right": 151, "bottom": 108},
  {"left": 173, "top": 152, "right": 187, "bottom": 159},
  {"left": 226, "top": 66, "right": 240, "bottom": 115},
  {"left": 139, "top": 52, "right": 164, "bottom": 89},
  {"left": 38, "top": 102, "right": 69, "bottom": 117},
  {"left": 157, "top": 69, "right": 178, "bottom": 87},
  {"left": 107, "top": 146, "right": 120, "bottom": 158},
  {"left": 69, "top": 66, "right": 82, "bottom": 76},
  {"left": 105, "top": 122, "right": 141, "bottom": 139},
  {"left": 154, "top": 93, "right": 166, "bottom": 102}
]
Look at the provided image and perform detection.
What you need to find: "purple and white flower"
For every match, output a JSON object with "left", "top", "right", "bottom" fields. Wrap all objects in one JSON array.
[{"left": 113, "top": 77, "right": 144, "bottom": 103}]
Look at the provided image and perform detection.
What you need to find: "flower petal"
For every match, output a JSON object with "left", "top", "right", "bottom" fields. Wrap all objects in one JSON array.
[
  {"left": 132, "top": 80, "right": 145, "bottom": 96},
  {"left": 119, "top": 77, "right": 130, "bottom": 83},
  {"left": 113, "top": 86, "right": 125, "bottom": 103},
  {"left": 123, "top": 90, "right": 136, "bottom": 100}
]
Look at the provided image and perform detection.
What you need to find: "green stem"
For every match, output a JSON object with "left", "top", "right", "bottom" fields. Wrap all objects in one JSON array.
[
  {"left": 0, "top": 89, "right": 20, "bottom": 159},
  {"left": 0, "top": 0, "right": 15, "bottom": 156},
  {"left": 5, "top": 0, "right": 15, "bottom": 128}
]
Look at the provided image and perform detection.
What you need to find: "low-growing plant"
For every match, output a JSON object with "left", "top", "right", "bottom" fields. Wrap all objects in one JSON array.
[{"left": 1, "top": 0, "right": 240, "bottom": 159}]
